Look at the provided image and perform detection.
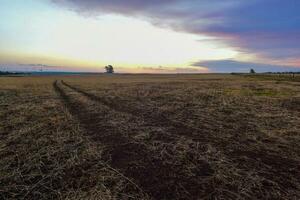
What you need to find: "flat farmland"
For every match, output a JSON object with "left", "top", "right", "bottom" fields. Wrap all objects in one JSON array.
[{"left": 1, "top": 74, "right": 300, "bottom": 199}]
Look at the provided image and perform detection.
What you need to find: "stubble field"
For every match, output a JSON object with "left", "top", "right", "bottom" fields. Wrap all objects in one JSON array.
[{"left": 0, "top": 74, "right": 299, "bottom": 199}]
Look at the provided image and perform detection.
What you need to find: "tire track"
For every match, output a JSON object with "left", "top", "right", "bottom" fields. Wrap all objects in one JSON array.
[
  {"left": 53, "top": 80, "right": 148, "bottom": 196},
  {"left": 53, "top": 80, "right": 214, "bottom": 200}
]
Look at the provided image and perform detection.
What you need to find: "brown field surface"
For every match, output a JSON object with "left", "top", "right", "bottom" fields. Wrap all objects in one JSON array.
[{"left": 1, "top": 74, "right": 300, "bottom": 199}]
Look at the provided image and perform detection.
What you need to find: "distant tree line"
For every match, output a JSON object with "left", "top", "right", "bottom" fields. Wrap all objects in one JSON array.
[
  {"left": 264, "top": 71, "right": 300, "bottom": 74},
  {"left": 231, "top": 68, "right": 300, "bottom": 75},
  {"left": 0, "top": 71, "right": 26, "bottom": 75}
]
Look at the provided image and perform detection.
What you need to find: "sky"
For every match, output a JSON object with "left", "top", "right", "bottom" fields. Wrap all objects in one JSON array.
[{"left": 0, "top": 0, "right": 300, "bottom": 73}]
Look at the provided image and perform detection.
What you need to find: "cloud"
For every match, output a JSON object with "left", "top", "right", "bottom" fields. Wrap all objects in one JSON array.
[
  {"left": 192, "top": 59, "right": 300, "bottom": 73},
  {"left": 0, "top": 63, "right": 62, "bottom": 72},
  {"left": 52, "top": 0, "right": 300, "bottom": 64},
  {"left": 136, "top": 66, "right": 209, "bottom": 73}
]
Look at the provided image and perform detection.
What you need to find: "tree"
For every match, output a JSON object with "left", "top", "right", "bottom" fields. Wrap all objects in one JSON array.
[
  {"left": 105, "top": 65, "right": 114, "bottom": 74},
  {"left": 250, "top": 68, "right": 256, "bottom": 74}
]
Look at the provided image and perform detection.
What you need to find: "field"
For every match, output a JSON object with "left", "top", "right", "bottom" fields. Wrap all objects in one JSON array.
[{"left": 1, "top": 74, "right": 300, "bottom": 199}]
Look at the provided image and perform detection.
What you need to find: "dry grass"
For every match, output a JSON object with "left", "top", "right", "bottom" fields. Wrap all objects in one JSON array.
[{"left": 0, "top": 74, "right": 299, "bottom": 199}]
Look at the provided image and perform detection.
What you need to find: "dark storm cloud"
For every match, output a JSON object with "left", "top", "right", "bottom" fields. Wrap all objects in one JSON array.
[
  {"left": 53, "top": 0, "right": 300, "bottom": 64},
  {"left": 192, "top": 60, "right": 300, "bottom": 73}
]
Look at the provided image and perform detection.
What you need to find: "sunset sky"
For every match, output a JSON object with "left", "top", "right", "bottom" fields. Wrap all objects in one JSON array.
[{"left": 1, "top": 0, "right": 300, "bottom": 73}]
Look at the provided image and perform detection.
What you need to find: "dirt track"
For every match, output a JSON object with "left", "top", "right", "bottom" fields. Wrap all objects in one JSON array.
[{"left": 54, "top": 80, "right": 215, "bottom": 199}]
